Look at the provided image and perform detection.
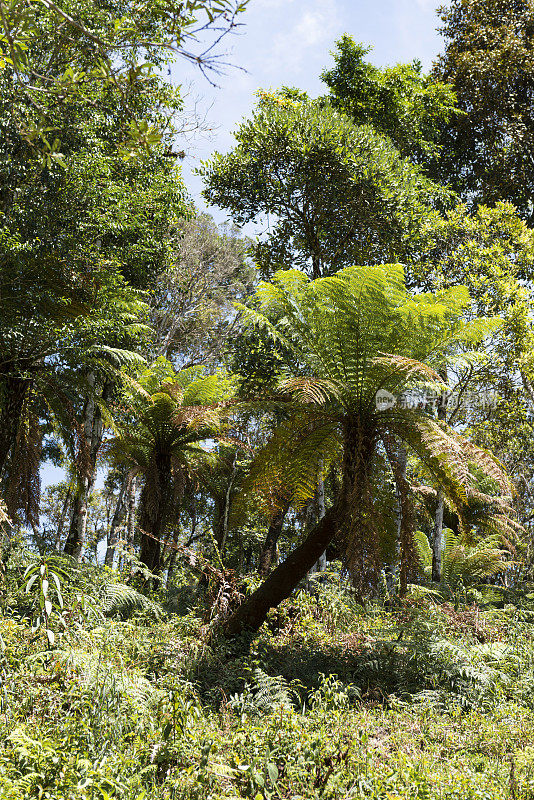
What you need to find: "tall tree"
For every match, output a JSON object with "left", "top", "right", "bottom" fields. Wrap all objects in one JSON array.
[
  {"left": 150, "top": 213, "right": 254, "bottom": 367},
  {"left": 321, "top": 35, "right": 457, "bottom": 167},
  {"left": 412, "top": 202, "right": 534, "bottom": 553},
  {"left": 201, "top": 92, "right": 444, "bottom": 278},
  {"left": 433, "top": 0, "right": 534, "bottom": 222},
  {"left": 0, "top": 0, "right": 249, "bottom": 159}
]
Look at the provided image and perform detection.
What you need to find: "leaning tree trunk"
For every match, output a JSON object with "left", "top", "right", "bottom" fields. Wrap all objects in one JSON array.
[
  {"left": 223, "top": 414, "right": 376, "bottom": 637},
  {"left": 223, "top": 502, "right": 340, "bottom": 637},
  {"left": 64, "top": 375, "right": 105, "bottom": 561},
  {"left": 0, "top": 375, "right": 32, "bottom": 476}
]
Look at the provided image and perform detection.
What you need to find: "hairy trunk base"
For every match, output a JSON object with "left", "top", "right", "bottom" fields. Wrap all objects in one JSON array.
[{"left": 223, "top": 502, "right": 340, "bottom": 637}]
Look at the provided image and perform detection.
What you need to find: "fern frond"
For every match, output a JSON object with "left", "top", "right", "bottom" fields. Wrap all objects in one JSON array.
[
  {"left": 251, "top": 668, "right": 295, "bottom": 712},
  {"left": 100, "top": 582, "right": 162, "bottom": 619},
  {"left": 372, "top": 354, "right": 444, "bottom": 388},
  {"left": 413, "top": 530, "right": 432, "bottom": 577},
  {"left": 278, "top": 377, "right": 341, "bottom": 405}
]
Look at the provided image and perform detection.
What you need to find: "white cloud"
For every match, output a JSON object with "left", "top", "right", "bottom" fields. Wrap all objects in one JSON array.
[
  {"left": 254, "top": 0, "right": 297, "bottom": 8},
  {"left": 267, "top": 0, "right": 341, "bottom": 73}
]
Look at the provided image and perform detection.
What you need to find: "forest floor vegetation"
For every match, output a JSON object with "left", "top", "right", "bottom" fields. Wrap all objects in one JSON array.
[{"left": 1, "top": 554, "right": 534, "bottom": 799}]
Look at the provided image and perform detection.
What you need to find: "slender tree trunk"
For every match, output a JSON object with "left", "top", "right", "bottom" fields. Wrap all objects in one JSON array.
[
  {"left": 64, "top": 375, "right": 105, "bottom": 560},
  {"left": 258, "top": 500, "right": 290, "bottom": 576},
  {"left": 383, "top": 440, "right": 412, "bottom": 596},
  {"left": 119, "top": 475, "right": 137, "bottom": 570},
  {"left": 432, "top": 376, "right": 448, "bottom": 582},
  {"left": 316, "top": 472, "right": 327, "bottom": 572},
  {"left": 308, "top": 466, "right": 327, "bottom": 577},
  {"left": 0, "top": 375, "right": 32, "bottom": 476},
  {"left": 105, "top": 472, "right": 133, "bottom": 568},
  {"left": 432, "top": 489, "right": 445, "bottom": 582},
  {"left": 223, "top": 502, "right": 340, "bottom": 637},
  {"left": 54, "top": 484, "right": 72, "bottom": 550},
  {"left": 215, "top": 453, "right": 238, "bottom": 557}
]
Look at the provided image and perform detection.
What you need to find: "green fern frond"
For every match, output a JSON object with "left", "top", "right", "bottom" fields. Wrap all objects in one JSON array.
[
  {"left": 251, "top": 668, "right": 295, "bottom": 712},
  {"left": 413, "top": 530, "right": 432, "bottom": 576},
  {"left": 100, "top": 582, "right": 162, "bottom": 619}
]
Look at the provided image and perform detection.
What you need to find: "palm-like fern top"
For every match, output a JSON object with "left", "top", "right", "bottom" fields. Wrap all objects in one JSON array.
[{"left": 239, "top": 263, "right": 482, "bottom": 415}]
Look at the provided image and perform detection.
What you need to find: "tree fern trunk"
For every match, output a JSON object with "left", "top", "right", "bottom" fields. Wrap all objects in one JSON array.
[
  {"left": 138, "top": 488, "right": 162, "bottom": 573},
  {"left": 223, "top": 502, "right": 340, "bottom": 637},
  {"left": 139, "top": 453, "right": 172, "bottom": 573}
]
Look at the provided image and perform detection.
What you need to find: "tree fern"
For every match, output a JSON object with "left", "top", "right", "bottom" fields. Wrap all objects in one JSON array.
[
  {"left": 107, "top": 368, "right": 237, "bottom": 572},
  {"left": 232, "top": 263, "right": 511, "bottom": 599},
  {"left": 413, "top": 526, "right": 510, "bottom": 593}
]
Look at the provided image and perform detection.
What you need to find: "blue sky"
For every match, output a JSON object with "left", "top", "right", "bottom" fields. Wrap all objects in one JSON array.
[{"left": 175, "top": 0, "right": 446, "bottom": 214}]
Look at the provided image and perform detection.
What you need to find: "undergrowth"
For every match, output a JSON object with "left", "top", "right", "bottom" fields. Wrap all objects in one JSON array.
[{"left": 2, "top": 550, "right": 534, "bottom": 798}]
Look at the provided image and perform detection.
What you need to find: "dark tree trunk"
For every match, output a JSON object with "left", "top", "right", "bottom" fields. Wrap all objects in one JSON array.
[
  {"left": 223, "top": 502, "right": 340, "bottom": 637},
  {"left": 341, "top": 416, "right": 379, "bottom": 595},
  {"left": 138, "top": 489, "right": 162, "bottom": 573},
  {"left": 138, "top": 454, "right": 171, "bottom": 573},
  {"left": 0, "top": 375, "right": 32, "bottom": 475},
  {"left": 258, "top": 500, "right": 290, "bottom": 576}
]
